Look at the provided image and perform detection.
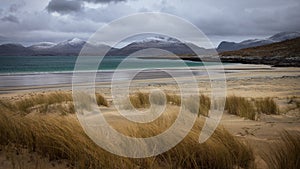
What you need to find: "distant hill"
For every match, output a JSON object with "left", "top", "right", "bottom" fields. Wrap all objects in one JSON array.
[
  {"left": 219, "top": 37, "right": 300, "bottom": 66},
  {"left": 0, "top": 43, "right": 34, "bottom": 56},
  {"left": 217, "top": 32, "right": 300, "bottom": 52}
]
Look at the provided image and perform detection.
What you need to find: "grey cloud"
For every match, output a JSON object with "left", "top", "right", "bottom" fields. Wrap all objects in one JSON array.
[
  {"left": 159, "top": 0, "right": 300, "bottom": 38},
  {"left": 83, "top": 0, "right": 126, "bottom": 3},
  {"left": 1, "top": 0, "right": 300, "bottom": 47},
  {"left": 1, "top": 15, "right": 20, "bottom": 23},
  {"left": 46, "top": 0, "right": 126, "bottom": 15},
  {"left": 9, "top": 2, "right": 25, "bottom": 13},
  {"left": 46, "top": 0, "right": 83, "bottom": 14},
  {"left": 78, "top": 2, "right": 135, "bottom": 23},
  {"left": 0, "top": 35, "right": 9, "bottom": 43},
  {"left": 9, "top": 4, "right": 19, "bottom": 12}
]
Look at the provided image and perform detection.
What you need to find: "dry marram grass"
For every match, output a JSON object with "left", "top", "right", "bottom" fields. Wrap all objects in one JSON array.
[
  {"left": 262, "top": 131, "right": 300, "bottom": 169},
  {"left": 0, "top": 92, "right": 255, "bottom": 169}
]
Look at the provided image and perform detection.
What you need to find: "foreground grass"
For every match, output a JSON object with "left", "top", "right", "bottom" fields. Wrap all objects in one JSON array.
[
  {"left": 0, "top": 92, "right": 288, "bottom": 168},
  {"left": 0, "top": 93, "right": 255, "bottom": 169},
  {"left": 262, "top": 131, "right": 300, "bottom": 169}
]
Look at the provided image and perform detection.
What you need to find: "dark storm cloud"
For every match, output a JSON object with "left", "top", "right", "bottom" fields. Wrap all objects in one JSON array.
[
  {"left": 46, "top": 0, "right": 83, "bottom": 14},
  {"left": 1, "top": 15, "right": 19, "bottom": 23},
  {"left": 45, "top": 0, "right": 126, "bottom": 14},
  {"left": 83, "top": 0, "right": 127, "bottom": 3}
]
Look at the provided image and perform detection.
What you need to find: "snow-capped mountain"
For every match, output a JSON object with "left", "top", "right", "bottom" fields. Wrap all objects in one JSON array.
[
  {"left": 0, "top": 38, "right": 116, "bottom": 56},
  {"left": 217, "top": 32, "right": 300, "bottom": 52},
  {"left": 111, "top": 35, "right": 210, "bottom": 56},
  {"left": 25, "top": 38, "right": 113, "bottom": 56},
  {"left": 28, "top": 42, "right": 56, "bottom": 50},
  {"left": 137, "top": 36, "right": 181, "bottom": 43},
  {"left": 55, "top": 38, "right": 86, "bottom": 48}
]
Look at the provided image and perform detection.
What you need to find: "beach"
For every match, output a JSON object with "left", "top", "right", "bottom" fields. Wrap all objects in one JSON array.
[
  {"left": 0, "top": 64, "right": 299, "bottom": 169},
  {"left": 1, "top": 64, "right": 299, "bottom": 97}
]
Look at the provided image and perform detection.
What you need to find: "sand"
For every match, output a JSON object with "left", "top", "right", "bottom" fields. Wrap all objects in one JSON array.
[{"left": 0, "top": 65, "right": 299, "bottom": 169}]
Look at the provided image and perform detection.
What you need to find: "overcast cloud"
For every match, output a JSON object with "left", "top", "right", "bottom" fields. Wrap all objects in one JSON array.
[
  {"left": 0, "top": 0, "right": 299, "bottom": 47},
  {"left": 1, "top": 14, "right": 20, "bottom": 23}
]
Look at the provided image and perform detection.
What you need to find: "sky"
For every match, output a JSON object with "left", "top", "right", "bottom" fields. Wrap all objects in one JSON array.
[{"left": 0, "top": 0, "right": 299, "bottom": 47}]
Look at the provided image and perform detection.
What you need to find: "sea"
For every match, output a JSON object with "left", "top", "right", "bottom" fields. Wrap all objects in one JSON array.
[{"left": 0, "top": 55, "right": 223, "bottom": 91}]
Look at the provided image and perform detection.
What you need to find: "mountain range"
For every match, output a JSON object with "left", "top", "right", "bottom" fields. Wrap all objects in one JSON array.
[
  {"left": 0, "top": 32, "right": 299, "bottom": 66},
  {"left": 0, "top": 32, "right": 299, "bottom": 56},
  {"left": 0, "top": 38, "right": 114, "bottom": 56},
  {"left": 0, "top": 36, "right": 212, "bottom": 56}
]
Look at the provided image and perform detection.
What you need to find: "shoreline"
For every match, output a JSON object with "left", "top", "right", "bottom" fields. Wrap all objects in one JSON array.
[
  {"left": 0, "top": 65, "right": 299, "bottom": 101},
  {"left": 0, "top": 63, "right": 272, "bottom": 93}
]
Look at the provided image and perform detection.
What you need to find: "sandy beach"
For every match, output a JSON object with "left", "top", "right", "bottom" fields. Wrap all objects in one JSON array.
[
  {"left": 0, "top": 64, "right": 299, "bottom": 169},
  {"left": 1, "top": 64, "right": 299, "bottom": 98}
]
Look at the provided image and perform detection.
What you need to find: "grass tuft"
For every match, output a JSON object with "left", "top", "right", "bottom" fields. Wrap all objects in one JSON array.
[
  {"left": 225, "top": 96, "right": 256, "bottom": 120},
  {"left": 184, "top": 95, "right": 211, "bottom": 117},
  {"left": 255, "top": 97, "right": 279, "bottom": 115},
  {"left": 166, "top": 94, "right": 181, "bottom": 106},
  {"left": 96, "top": 93, "right": 109, "bottom": 107},
  {"left": 129, "top": 91, "right": 150, "bottom": 108},
  {"left": 199, "top": 94, "right": 211, "bottom": 116}
]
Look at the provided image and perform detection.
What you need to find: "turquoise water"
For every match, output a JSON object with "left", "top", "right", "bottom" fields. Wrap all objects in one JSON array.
[{"left": 0, "top": 55, "right": 212, "bottom": 74}]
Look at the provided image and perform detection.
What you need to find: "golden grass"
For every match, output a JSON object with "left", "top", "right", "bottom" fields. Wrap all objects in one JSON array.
[
  {"left": 255, "top": 97, "right": 279, "bottom": 115},
  {"left": 96, "top": 93, "right": 109, "bottom": 107},
  {"left": 183, "top": 95, "right": 211, "bottom": 117},
  {"left": 0, "top": 92, "right": 108, "bottom": 115},
  {"left": 166, "top": 93, "right": 181, "bottom": 106},
  {"left": 129, "top": 93, "right": 281, "bottom": 120},
  {"left": 199, "top": 94, "right": 211, "bottom": 116},
  {"left": 129, "top": 91, "right": 187, "bottom": 109},
  {"left": 225, "top": 96, "right": 281, "bottom": 119},
  {"left": 16, "top": 92, "right": 73, "bottom": 114},
  {"left": 262, "top": 131, "right": 300, "bottom": 169},
  {"left": 0, "top": 94, "right": 255, "bottom": 169},
  {"left": 129, "top": 92, "right": 211, "bottom": 117},
  {"left": 129, "top": 91, "right": 150, "bottom": 108},
  {"left": 225, "top": 96, "right": 256, "bottom": 120}
]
